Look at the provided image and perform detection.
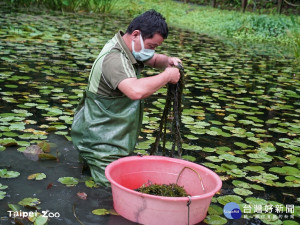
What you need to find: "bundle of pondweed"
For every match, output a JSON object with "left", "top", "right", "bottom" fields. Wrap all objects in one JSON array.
[
  {"left": 151, "top": 63, "right": 185, "bottom": 157},
  {"left": 135, "top": 183, "right": 189, "bottom": 197}
]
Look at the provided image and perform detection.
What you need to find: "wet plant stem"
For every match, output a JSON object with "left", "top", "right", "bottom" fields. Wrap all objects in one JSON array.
[{"left": 151, "top": 63, "right": 185, "bottom": 157}]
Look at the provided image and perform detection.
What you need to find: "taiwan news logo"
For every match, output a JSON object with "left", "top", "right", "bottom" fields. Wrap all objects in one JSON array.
[{"left": 223, "top": 202, "right": 242, "bottom": 219}]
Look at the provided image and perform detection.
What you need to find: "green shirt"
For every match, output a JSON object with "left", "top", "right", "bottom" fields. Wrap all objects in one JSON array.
[{"left": 87, "top": 31, "right": 144, "bottom": 97}]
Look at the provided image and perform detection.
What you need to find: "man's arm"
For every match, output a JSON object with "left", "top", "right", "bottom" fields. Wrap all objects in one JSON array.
[{"left": 118, "top": 67, "right": 180, "bottom": 100}]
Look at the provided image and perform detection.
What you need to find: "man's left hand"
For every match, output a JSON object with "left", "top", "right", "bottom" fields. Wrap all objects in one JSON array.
[{"left": 168, "top": 57, "right": 182, "bottom": 67}]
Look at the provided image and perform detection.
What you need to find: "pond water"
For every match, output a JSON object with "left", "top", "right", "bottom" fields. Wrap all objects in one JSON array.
[{"left": 0, "top": 3, "right": 299, "bottom": 225}]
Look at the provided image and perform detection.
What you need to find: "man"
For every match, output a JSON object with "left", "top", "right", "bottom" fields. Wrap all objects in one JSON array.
[{"left": 71, "top": 10, "right": 181, "bottom": 186}]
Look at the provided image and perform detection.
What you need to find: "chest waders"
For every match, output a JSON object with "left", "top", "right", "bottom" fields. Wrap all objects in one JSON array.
[{"left": 71, "top": 50, "right": 144, "bottom": 186}]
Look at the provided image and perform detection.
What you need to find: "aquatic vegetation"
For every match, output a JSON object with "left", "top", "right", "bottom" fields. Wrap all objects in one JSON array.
[
  {"left": 0, "top": 169, "right": 20, "bottom": 179},
  {"left": 18, "top": 197, "right": 40, "bottom": 207},
  {"left": 6, "top": 0, "right": 117, "bottom": 13},
  {"left": 92, "top": 208, "right": 110, "bottom": 215},
  {"left": 57, "top": 177, "right": 79, "bottom": 187},
  {"left": 136, "top": 183, "right": 189, "bottom": 197},
  {"left": 151, "top": 63, "right": 185, "bottom": 157},
  {"left": 112, "top": 0, "right": 299, "bottom": 56},
  {"left": 27, "top": 173, "right": 47, "bottom": 181}
]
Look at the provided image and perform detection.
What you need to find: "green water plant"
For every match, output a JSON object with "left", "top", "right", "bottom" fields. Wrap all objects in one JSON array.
[
  {"left": 136, "top": 183, "right": 189, "bottom": 197},
  {"left": 8, "top": 0, "right": 117, "bottom": 13}
]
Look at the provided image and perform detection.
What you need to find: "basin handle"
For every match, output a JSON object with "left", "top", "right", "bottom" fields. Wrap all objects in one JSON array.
[{"left": 176, "top": 166, "right": 205, "bottom": 192}]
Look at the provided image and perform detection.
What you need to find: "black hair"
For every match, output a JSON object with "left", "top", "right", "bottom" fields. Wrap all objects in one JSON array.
[{"left": 126, "top": 9, "right": 168, "bottom": 40}]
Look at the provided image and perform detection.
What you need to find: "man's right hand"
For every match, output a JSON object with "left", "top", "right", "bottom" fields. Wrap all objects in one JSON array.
[{"left": 163, "top": 67, "right": 180, "bottom": 84}]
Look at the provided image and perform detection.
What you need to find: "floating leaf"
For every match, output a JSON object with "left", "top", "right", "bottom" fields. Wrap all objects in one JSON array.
[
  {"left": 182, "top": 143, "right": 202, "bottom": 151},
  {"left": 92, "top": 208, "right": 110, "bottom": 216},
  {"left": 0, "top": 169, "right": 20, "bottom": 178},
  {"left": 37, "top": 141, "right": 50, "bottom": 153},
  {"left": 217, "top": 195, "right": 243, "bottom": 205},
  {"left": 38, "top": 153, "right": 57, "bottom": 160},
  {"left": 0, "top": 183, "right": 8, "bottom": 190},
  {"left": 206, "top": 156, "right": 223, "bottom": 163},
  {"left": 219, "top": 154, "right": 247, "bottom": 163},
  {"left": 182, "top": 155, "right": 196, "bottom": 162},
  {"left": 204, "top": 215, "right": 227, "bottom": 225},
  {"left": 18, "top": 198, "right": 41, "bottom": 207},
  {"left": 0, "top": 138, "right": 17, "bottom": 147},
  {"left": 34, "top": 215, "right": 48, "bottom": 225},
  {"left": 258, "top": 142, "right": 276, "bottom": 152},
  {"left": 8, "top": 203, "right": 22, "bottom": 212},
  {"left": 85, "top": 179, "right": 99, "bottom": 188},
  {"left": 243, "top": 166, "right": 265, "bottom": 172},
  {"left": 233, "top": 188, "right": 253, "bottom": 196},
  {"left": 234, "top": 142, "right": 252, "bottom": 149},
  {"left": 269, "top": 166, "right": 300, "bottom": 176},
  {"left": 58, "top": 177, "right": 79, "bottom": 187},
  {"left": 283, "top": 220, "right": 300, "bottom": 225},
  {"left": 245, "top": 197, "right": 268, "bottom": 206},
  {"left": 208, "top": 205, "right": 223, "bottom": 215},
  {"left": 248, "top": 152, "right": 273, "bottom": 163},
  {"left": 28, "top": 173, "right": 46, "bottom": 180},
  {"left": 227, "top": 168, "right": 247, "bottom": 177},
  {"left": 108, "top": 209, "right": 119, "bottom": 216},
  {"left": 0, "top": 191, "right": 6, "bottom": 200}
]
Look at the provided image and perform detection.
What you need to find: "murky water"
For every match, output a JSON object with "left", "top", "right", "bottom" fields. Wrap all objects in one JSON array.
[{"left": 0, "top": 3, "right": 299, "bottom": 225}]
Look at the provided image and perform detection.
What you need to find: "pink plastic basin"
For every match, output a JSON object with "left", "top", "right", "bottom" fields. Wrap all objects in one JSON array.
[{"left": 105, "top": 156, "right": 222, "bottom": 225}]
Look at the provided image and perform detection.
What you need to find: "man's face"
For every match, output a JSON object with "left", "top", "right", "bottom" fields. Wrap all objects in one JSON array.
[
  {"left": 133, "top": 32, "right": 164, "bottom": 51},
  {"left": 143, "top": 33, "right": 164, "bottom": 50}
]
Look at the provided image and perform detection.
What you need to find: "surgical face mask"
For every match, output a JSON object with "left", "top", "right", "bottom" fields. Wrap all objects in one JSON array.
[{"left": 132, "top": 33, "right": 155, "bottom": 62}]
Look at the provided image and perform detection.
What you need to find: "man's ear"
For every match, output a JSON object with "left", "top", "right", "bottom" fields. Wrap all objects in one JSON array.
[{"left": 131, "top": 30, "right": 141, "bottom": 40}]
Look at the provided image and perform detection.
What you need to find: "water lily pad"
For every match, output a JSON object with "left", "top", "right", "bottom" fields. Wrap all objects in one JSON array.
[
  {"left": 258, "top": 142, "right": 276, "bottom": 152},
  {"left": 202, "top": 147, "right": 216, "bottom": 153},
  {"left": 0, "top": 138, "right": 17, "bottom": 147},
  {"left": 246, "top": 172, "right": 279, "bottom": 186},
  {"left": 217, "top": 195, "right": 243, "bottom": 205},
  {"left": 232, "top": 181, "right": 249, "bottom": 189},
  {"left": 33, "top": 215, "right": 48, "bottom": 225},
  {"left": 269, "top": 166, "right": 300, "bottom": 176},
  {"left": 206, "top": 156, "right": 223, "bottom": 163},
  {"left": 92, "top": 208, "right": 110, "bottom": 216},
  {"left": 248, "top": 152, "right": 273, "bottom": 163},
  {"left": 28, "top": 173, "right": 46, "bottom": 180},
  {"left": 243, "top": 165, "right": 265, "bottom": 172},
  {"left": 283, "top": 220, "right": 300, "bottom": 225},
  {"left": 259, "top": 213, "right": 281, "bottom": 224},
  {"left": 182, "top": 143, "right": 202, "bottom": 151},
  {"left": 18, "top": 197, "right": 41, "bottom": 207},
  {"left": 0, "top": 169, "right": 20, "bottom": 178},
  {"left": 58, "top": 177, "right": 79, "bottom": 187},
  {"left": 245, "top": 197, "right": 268, "bottom": 206},
  {"left": 204, "top": 215, "right": 227, "bottom": 225},
  {"left": 233, "top": 188, "right": 253, "bottom": 196},
  {"left": 219, "top": 154, "right": 248, "bottom": 163},
  {"left": 37, "top": 141, "right": 50, "bottom": 153},
  {"left": 182, "top": 155, "right": 196, "bottom": 162},
  {"left": 0, "top": 183, "right": 8, "bottom": 190},
  {"left": 0, "top": 191, "right": 6, "bottom": 200},
  {"left": 85, "top": 179, "right": 99, "bottom": 188},
  {"left": 208, "top": 204, "right": 223, "bottom": 215}
]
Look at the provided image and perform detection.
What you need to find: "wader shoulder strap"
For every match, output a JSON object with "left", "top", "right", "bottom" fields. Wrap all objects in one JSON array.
[{"left": 87, "top": 49, "right": 120, "bottom": 91}]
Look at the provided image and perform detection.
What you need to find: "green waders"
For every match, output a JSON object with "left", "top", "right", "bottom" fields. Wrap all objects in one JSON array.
[{"left": 71, "top": 90, "right": 143, "bottom": 186}]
